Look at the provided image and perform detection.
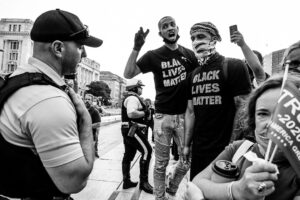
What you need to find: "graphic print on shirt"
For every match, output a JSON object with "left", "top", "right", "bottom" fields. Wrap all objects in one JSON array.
[
  {"left": 192, "top": 69, "right": 222, "bottom": 106},
  {"left": 161, "top": 58, "right": 187, "bottom": 87}
]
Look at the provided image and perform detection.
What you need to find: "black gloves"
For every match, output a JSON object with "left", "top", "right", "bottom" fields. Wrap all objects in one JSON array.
[{"left": 133, "top": 27, "right": 149, "bottom": 51}]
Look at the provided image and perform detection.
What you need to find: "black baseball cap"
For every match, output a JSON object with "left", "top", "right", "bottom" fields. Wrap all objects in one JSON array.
[{"left": 30, "top": 9, "right": 103, "bottom": 47}]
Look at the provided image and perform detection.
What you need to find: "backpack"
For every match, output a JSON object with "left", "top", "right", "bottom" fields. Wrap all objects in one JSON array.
[{"left": 0, "top": 72, "right": 65, "bottom": 114}]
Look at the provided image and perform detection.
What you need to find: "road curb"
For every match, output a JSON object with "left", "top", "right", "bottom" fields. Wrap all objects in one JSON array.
[
  {"left": 100, "top": 115, "right": 121, "bottom": 127},
  {"left": 100, "top": 119, "right": 121, "bottom": 127}
]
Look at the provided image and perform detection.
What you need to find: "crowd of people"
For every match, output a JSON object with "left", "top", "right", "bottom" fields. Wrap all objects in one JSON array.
[
  {"left": 0, "top": 8, "right": 300, "bottom": 200},
  {"left": 123, "top": 16, "right": 300, "bottom": 200}
]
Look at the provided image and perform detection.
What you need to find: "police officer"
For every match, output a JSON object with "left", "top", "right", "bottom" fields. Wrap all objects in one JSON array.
[{"left": 121, "top": 80, "right": 153, "bottom": 194}]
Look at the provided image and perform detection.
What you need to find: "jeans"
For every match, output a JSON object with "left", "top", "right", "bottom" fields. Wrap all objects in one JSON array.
[{"left": 153, "top": 113, "right": 190, "bottom": 200}]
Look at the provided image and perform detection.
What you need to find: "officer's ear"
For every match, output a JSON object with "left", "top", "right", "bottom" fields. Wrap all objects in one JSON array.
[{"left": 51, "top": 40, "right": 64, "bottom": 58}]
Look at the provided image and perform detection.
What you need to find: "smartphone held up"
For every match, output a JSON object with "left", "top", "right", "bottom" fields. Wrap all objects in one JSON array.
[{"left": 229, "top": 25, "right": 238, "bottom": 42}]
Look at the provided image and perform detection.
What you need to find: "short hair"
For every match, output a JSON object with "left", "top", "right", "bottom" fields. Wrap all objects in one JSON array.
[{"left": 158, "top": 16, "right": 175, "bottom": 30}]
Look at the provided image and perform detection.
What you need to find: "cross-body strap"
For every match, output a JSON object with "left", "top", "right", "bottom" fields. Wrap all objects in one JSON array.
[
  {"left": 232, "top": 140, "right": 254, "bottom": 164},
  {"left": 0, "top": 72, "right": 66, "bottom": 114}
]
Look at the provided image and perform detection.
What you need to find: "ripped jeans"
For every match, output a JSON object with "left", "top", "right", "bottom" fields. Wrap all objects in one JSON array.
[{"left": 153, "top": 113, "right": 190, "bottom": 200}]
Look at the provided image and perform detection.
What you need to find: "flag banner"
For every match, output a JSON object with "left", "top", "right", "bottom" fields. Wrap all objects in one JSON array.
[{"left": 268, "top": 82, "right": 300, "bottom": 178}]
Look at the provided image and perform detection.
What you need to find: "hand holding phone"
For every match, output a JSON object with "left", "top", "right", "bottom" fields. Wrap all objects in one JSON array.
[{"left": 229, "top": 25, "right": 238, "bottom": 42}]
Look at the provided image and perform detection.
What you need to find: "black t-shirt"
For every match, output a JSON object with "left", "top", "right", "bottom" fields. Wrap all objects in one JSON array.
[
  {"left": 137, "top": 45, "right": 198, "bottom": 114},
  {"left": 186, "top": 53, "right": 251, "bottom": 156},
  {"left": 88, "top": 106, "right": 101, "bottom": 135}
]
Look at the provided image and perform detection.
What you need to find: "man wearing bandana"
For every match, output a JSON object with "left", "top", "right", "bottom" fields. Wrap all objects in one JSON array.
[
  {"left": 183, "top": 22, "right": 252, "bottom": 180},
  {"left": 124, "top": 16, "right": 198, "bottom": 200}
]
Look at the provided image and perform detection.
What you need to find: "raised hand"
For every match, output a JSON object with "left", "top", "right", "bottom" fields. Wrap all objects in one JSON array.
[
  {"left": 231, "top": 30, "right": 246, "bottom": 47},
  {"left": 133, "top": 27, "right": 150, "bottom": 51}
]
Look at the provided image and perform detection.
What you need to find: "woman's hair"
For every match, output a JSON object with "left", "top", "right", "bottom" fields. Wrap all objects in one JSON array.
[
  {"left": 281, "top": 40, "right": 300, "bottom": 68},
  {"left": 244, "top": 74, "right": 300, "bottom": 141}
]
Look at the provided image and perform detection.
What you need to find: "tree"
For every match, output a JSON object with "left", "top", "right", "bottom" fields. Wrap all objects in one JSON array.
[{"left": 86, "top": 81, "right": 111, "bottom": 105}]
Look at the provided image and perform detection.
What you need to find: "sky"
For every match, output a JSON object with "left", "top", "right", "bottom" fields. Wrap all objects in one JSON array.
[{"left": 1, "top": 0, "right": 300, "bottom": 100}]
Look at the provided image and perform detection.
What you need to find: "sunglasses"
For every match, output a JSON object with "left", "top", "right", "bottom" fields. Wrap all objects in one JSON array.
[{"left": 70, "top": 25, "right": 90, "bottom": 40}]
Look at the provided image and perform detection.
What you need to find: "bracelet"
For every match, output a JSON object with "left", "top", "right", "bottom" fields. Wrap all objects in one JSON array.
[{"left": 227, "top": 182, "right": 234, "bottom": 200}]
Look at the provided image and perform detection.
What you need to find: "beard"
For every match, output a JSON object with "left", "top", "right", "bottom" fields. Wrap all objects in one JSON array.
[
  {"left": 61, "top": 53, "right": 80, "bottom": 76},
  {"left": 163, "top": 35, "right": 180, "bottom": 44},
  {"left": 85, "top": 102, "right": 91, "bottom": 108}
]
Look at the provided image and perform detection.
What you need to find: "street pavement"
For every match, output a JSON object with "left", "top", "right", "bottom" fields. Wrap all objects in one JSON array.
[
  {"left": 72, "top": 121, "right": 124, "bottom": 200},
  {"left": 72, "top": 120, "right": 190, "bottom": 200}
]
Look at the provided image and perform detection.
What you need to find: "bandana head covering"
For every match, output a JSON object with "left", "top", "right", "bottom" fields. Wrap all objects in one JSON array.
[
  {"left": 190, "top": 22, "right": 221, "bottom": 42},
  {"left": 190, "top": 22, "right": 221, "bottom": 65}
]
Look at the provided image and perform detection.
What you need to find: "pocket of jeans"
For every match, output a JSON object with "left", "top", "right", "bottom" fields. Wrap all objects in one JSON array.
[
  {"left": 155, "top": 113, "right": 164, "bottom": 119},
  {"left": 154, "top": 114, "right": 164, "bottom": 137}
]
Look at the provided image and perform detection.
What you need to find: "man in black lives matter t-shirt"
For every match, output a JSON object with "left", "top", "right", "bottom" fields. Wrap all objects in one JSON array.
[
  {"left": 183, "top": 22, "right": 252, "bottom": 180},
  {"left": 124, "top": 16, "right": 198, "bottom": 200}
]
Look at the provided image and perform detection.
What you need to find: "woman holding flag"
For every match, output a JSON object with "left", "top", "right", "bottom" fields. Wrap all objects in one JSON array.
[{"left": 186, "top": 75, "right": 300, "bottom": 200}]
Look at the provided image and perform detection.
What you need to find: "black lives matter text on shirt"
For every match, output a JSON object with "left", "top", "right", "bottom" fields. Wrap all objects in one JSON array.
[
  {"left": 161, "top": 58, "right": 187, "bottom": 87},
  {"left": 192, "top": 70, "right": 222, "bottom": 106}
]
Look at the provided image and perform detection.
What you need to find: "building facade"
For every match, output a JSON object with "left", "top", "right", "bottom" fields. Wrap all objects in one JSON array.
[
  {"left": 100, "top": 71, "right": 126, "bottom": 107},
  {"left": 77, "top": 58, "right": 101, "bottom": 96},
  {"left": 0, "top": 18, "right": 33, "bottom": 75},
  {"left": 263, "top": 48, "right": 286, "bottom": 75}
]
